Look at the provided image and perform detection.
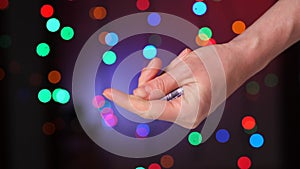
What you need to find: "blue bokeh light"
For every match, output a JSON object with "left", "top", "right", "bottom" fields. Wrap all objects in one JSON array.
[
  {"left": 249, "top": 133, "right": 264, "bottom": 148},
  {"left": 136, "top": 123, "right": 150, "bottom": 137},
  {"left": 192, "top": 2, "right": 207, "bottom": 16},
  {"left": 143, "top": 45, "right": 157, "bottom": 59},
  {"left": 105, "top": 32, "right": 119, "bottom": 46},
  {"left": 147, "top": 13, "right": 161, "bottom": 26},
  {"left": 216, "top": 129, "right": 230, "bottom": 143}
]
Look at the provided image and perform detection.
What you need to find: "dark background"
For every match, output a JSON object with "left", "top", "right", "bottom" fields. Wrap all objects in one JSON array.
[{"left": 0, "top": 0, "right": 298, "bottom": 168}]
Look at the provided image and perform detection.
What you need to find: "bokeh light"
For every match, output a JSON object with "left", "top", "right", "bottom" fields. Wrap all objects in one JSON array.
[
  {"left": 0, "top": 0, "right": 9, "bottom": 10},
  {"left": 160, "top": 154, "right": 174, "bottom": 168},
  {"left": 89, "top": 6, "right": 107, "bottom": 20},
  {"left": 92, "top": 95, "right": 105, "bottom": 109},
  {"left": 102, "top": 50, "right": 117, "bottom": 65},
  {"left": 0, "top": 67, "right": 5, "bottom": 80},
  {"left": 48, "top": 70, "right": 61, "bottom": 84},
  {"left": 232, "top": 20, "right": 246, "bottom": 34},
  {"left": 42, "top": 122, "right": 56, "bottom": 135},
  {"left": 40, "top": 4, "right": 54, "bottom": 18},
  {"left": 264, "top": 73, "right": 279, "bottom": 87},
  {"left": 242, "top": 115, "right": 256, "bottom": 130},
  {"left": 148, "top": 34, "right": 162, "bottom": 47},
  {"left": 199, "top": 27, "right": 212, "bottom": 40},
  {"left": 105, "top": 32, "right": 119, "bottom": 46},
  {"left": 98, "top": 31, "right": 108, "bottom": 45},
  {"left": 147, "top": 13, "right": 161, "bottom": 26},
  {"left": 148, "top": 163, "right": 161, "bottom": 169},
  {"left": 46, "top": 18, "right": 60, "bottom": 32},
  {"left": 195, "top": 35, "right": 209, "bottom": 46},
  {"left": 136, "top": 167, "right": 145, "bottom": 169},
  {"left": 36, "top": 42, "right": 50, "bottom": 57},
  {"left": 215, "top": 129, "right": 230, "bottom": 143},
  {"left": 244, "top": 124, "right": 258, "bottom": 135},
  {"left": 100, "top": 107, "right": 114, "bottom": 119},
  {"left": 38, "top": 89, "right": 52, "bottom": 103},
  {"left": 192, "top": 1, "right": 207, "bottom": 16},
  {"left": 249, "top": 133, "right": 264, "bottom": 148},
  {"left": 0, "top": 34, "right": 12, "bottom": 48},
  {"left": 188, "top": 131, "right": 202, "bottom": 146},
  {"left": 246, "top": 81, "right": 260, "bottom": 95},
  {"left": 143, "top": 45, "right": 157, "bottom": 59},
  {"left": 60, "top": 26, "right": 74, "bottom": 40},
  {"left": 237, "top": 156, "right": 252, "bottom": 169},
  {"left": 136, "top": 0, "right": 150, "bottom": 11},
  {"left": 52, "top": 88, "right": 71, "bottom": 104},
  {"left": 103, "top": 114, "right": 118, "bottom": 127},
  {"left": 136, "top": 123, "right": 150, "bottom": 137}
]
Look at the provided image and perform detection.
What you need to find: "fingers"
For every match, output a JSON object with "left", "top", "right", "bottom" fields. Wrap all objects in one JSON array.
[
  {"left": 165, "top": 48, "right": 192, "bottom": 71},
  {"left": 103, "top": 88, "right": 180, "bottom": 121},
  {"left": 138, "top": 57, "right": 162, "bottom": 87}
]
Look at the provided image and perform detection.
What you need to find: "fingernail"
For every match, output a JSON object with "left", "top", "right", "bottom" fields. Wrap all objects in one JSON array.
[
  {"left": 133, "top": 87, "right": 148, "bottom": 98},
  {"left": 103, "top": 89, "right": 112, "bottom": 100}
]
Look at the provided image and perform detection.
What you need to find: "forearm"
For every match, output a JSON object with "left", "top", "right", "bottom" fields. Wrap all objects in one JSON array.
[{"left": 226, "top": 0, "right": 300, "bottom": 87}]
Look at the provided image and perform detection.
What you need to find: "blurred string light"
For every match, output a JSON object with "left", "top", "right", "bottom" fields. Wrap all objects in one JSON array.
[
  {"left": 232, "top": 20, "right": 246, "bottom": 34},
  {"left": 147, "top": 13, "right": 161, "bottom": 26},
  {"left": 97, "top": 99, "right": 118, "bottom": 127},
  {"left": 102, "top": 50, "right": 117, "bottom": 65},
  {"left": 199, "top": 27, "right": 212, "bottom": 41},
  {"left": 36, "top": 42, "right": 50, "bottom": 57},
  {"left": 105, "top": 32, "right": 119, "bottom": 46},
  {"left": 98, "top": 31, "right": 108, "bottom": 45},
  {"left": 192, "top": 1, "right": 207, "bottom": 16},
  {"left": 136, "top": 123, "right": 150, "bottom": 138},
  {"left": 40, "top": 4, "right": 54, "bottom": 18},
  {"left": 241, "top": 115, "right": 256, "bottom": 130},
  {"left": 143, "top": 45, "right": 157, "bottom": 59},
  {"left": 60, "top": 26, "right": 74, "bottom": 40},
  {"left": 249, "top": 133, "right": 264, "bottom": 148},
  {"left": 215, "top": 129, "right": 230, "bottom": 143},
  {"left": 92, "top": 95, "right": 105, "bottom": 108},
  {"left": 136, "top": 0, "right": 150, "bottom": 11},
  {"left": 0, "top": 34, "right": 12, "bottom": 48},
  {"left": 160, "top": 154, "right": 174, "bottom": 168},
  {"left": 42, "top": 122, "right": 56, "bottom": 135},
  {"left": 148, "top": 34, "right": 162, "bottom": 47},
  {"left": 135, "top": 167, "right": 145, "bottom": 169},
  {"left": 0, "top": 0, "right": 9, "bottom": 10},
  {"left": 264, "top": 73, "right": 279, "bottom": 87},
  {"left": 246, "top": 81, "right": 260, "bottom": 95},
  {"left": 52, "top": 88, "right": 70, "bottom": 104},
  {"left": 89, "top": 6, "right": 107, "bottom": 20},
  {"left": 237, "top": 156, "right": 252, "bottom": 169},
  {"left": 188, "top": 131, "right": 202, "bottom": 146},
  {"left": 48, "top": 70, "right": 61, "bottom": 84},
  {"left": 38, "top": 88, "right": 52, "bottom": 103},
  {"left": 46, "top": 18, "right": 61, "bottom": 32},
  {"left": 0, "top": 67, "right": 5, "bottom": 80},
  {"left": 148, "top": 163, "right": 161, "bottom": 169}
]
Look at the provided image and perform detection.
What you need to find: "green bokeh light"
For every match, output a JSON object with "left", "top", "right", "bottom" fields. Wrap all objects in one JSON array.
[
  {"left": 135, "top": 167, "right": 145, "bottom": 169},
  {"left": 102, "top": 51, "right": 117, "bottom": 65},
  {"left": 264, "top": 73, "right": 279, "bottom": 87},
  {"left": 198, "top": 27, "right": 212, "bottom": 40},
  {"left": 46, "top": 18, "right": 60, "bottom": 32},
  {"left": 36, "top": 42, "right": 50, "bottom": 57},
  {"left": 246, "top": 81, "right": 260, "bottom": 95},
  {"left": 188, "top": 131, "right": 202, "bottom": 146},
  {"left": 38, "top": 89, "right": 51, "bottom": 103},
  {"left": 0, "top": 34, "right": 12, "bottom": 48},
  {"left": 52, "top": 88, "right": 70, "bottom": 104},
  {"left": 61, "top": 26, "right": 74, "bottom": 40}
]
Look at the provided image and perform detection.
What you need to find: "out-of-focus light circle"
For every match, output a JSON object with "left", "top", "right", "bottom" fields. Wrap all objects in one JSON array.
[
  {"left": 246, "top": 81, "right": 260, "bottom": 95},
  {"left": 105, "top": 32, "right": 119, "bottom": 46},
  {"left": 38, "top": 89, "right": 52, "bottom": 103},
  {"left": 136, "top": 123, "right": 150, "bottom": 137},
  {"left": 99, "top": 100, "right": 112, "bottom": 111},
  {"left": 249, "top": 133, "right": 264, "bottom": 148},
  {"left": 98, "top": 32, "right": 108, "bottom": 45},
  {"left": 36, "top": 42, "right": 50, "bottom": 57},
  {"left": 192, "top": 2, "right": 207, "bottom": 16},
  {"left": 148, "top": 13, "right": 161, "bottom": 26},
  {"left": 61, "top": 26, "right": 74, "bottom": 40},
  {"left": 0, "top": 34, "right": 12, "bottom": 48},
  {"left": 46, "top": 18, "right": 60, "bottom": 32},
  {"left": 100, "top": 107, "right": 114, "bottom": 119},
  {"left": 0, "top": 67, "right": 5, "bottom": 80},
  {"left": 42, "top": 122, "right": 56, "bottom": 135},
  {"left": 136, "top": 0, "right": 150, "bottom": 11},
  {"left": 92, "top": 95, "right": 105, "bottom": 108},
  {"left": 90, "top": 6, "right": 107, "bottom": 20},
  {"left": 40, "top": 4, "right": 54, "bottom": 18},
  {"left": 188, "top": 131, "right": 202, "bottom": 146},
  {"left": 148, "top": 34, "right": 162, "bottom": 47},
  {"left": 103, "top": 114, "right": 118, "bottom": 127},
  {"left": 0, "top": 0, "right": 9, "bottom": 10},
  {"left": 232, "top": 20, "right": 246, "bottom": 34},
  {"left": 237, "top": 156, "right": 251, "bottom": 169},
  {"left": 143, "top": 45, "right": 157, "bottom": 59},
  {"left": 160, "top": 154, "right": 174, "bottom": 168},
  {"left": 48, "top": 70, "right": 61, "bottom": 84},
  {"left": 199, "top": 27, "right": 212, "bottom": 40},
  {"left": 215, "top": 129, "right": 230, "bottom": 143},
  {"left": 242, "top": 115, "right": 256, "bottom": 130},
  {"left": 52, "top": 88, "right": 70, "bottom": 104},
  {"left": 102, "top": 50, "right": 117, "bottom": 65},
  {"left": 136, "top": 167, "right": 145, "bottom": 169},
  {"left": 264, "top": 73, "right": 279, "bottom": 87},
  {"left": 148, "top": 163, "right": 161, "bottom": 169},
  {"left": 195, "top": 35, "right": 209, "bottom": 47}
]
